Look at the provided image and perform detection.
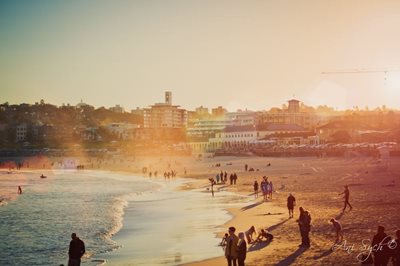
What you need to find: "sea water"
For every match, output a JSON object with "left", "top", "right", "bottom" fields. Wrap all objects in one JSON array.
[{"left": 0, "top": 170, "right": 245, "bottom": 266}]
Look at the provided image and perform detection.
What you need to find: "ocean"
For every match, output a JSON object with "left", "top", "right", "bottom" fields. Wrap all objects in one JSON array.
[{"left": 0, "top": 170, "right": 244, "bottom": 266}]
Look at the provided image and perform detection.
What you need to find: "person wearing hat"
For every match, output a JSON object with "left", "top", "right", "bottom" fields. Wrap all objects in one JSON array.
[
  {"left": 225, "top": 226, "right": 239, "bottom": 266},
  {"left": 68, "top": 233, "right": 85, "bottom": 266}
]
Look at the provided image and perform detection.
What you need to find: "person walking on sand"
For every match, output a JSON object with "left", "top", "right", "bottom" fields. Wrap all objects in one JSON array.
[
  {"left": 225, "top": 227, "right": 239, "bottom": 266},
  {"left": 330, "top": 218, "right": 343, "bottom": 243},
  {"left": 339, "top": 185, "right": 352, "bottom": 212},
  {"left": 297, "top": 207, "right": 311, "bottom": 248},
  {"left": 287, "top": 193, "right": 296, "bottom": 218},
  {"left": 68, "top": 233, "right": 85, "bottom": 266},
  {"left": 253, "top": 180, "right": 259, "bottom": 198},
  {"left": 237, "top": 232, "right": 247, "bottom": 266},
  {"left": 18, "top": 186, "right": 22, "bottom": 194}
]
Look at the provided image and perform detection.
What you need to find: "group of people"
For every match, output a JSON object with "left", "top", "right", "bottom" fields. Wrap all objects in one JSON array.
[
  {"left": 214, "top": 171, "right": 239, "bottom": 185},
  {"left": 253, "top": 176, "right": 273, "bottom": 201},
  {"left": 221, "top": 226, "right": 274, "bottom": 266}
]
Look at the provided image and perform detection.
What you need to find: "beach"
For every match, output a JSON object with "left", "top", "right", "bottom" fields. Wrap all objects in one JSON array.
[{"left": 1, "top": 155, "right": 399, "bottom": 265}]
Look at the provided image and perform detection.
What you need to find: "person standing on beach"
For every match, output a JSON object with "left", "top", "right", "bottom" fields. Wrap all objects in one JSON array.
[
  {"left": 68, "top": 233, "right": 85, "bottom": 266},
  {"left": 330, "top": 218, "right": 343, "bottom": 243},
  {"left": 297, "top": 207, "right": 311, "bottom": 248},
  {"left": 18, "top": 186, "right": 22, "bottom": 194},
  {"left": 253, "top": 180, "right": 259, "bottom": 198},
  {"left": 287, "top": 193, "right": 296, "bottom": 218},
  {"left": 339, "top": 185, "right": 352, "bottom": 211},
  {"left": 233, "top": 173, "right": 237, "bottom": 185},
  {"left": 237, "top": 232, "right": 247, "bottom": 266},
  {"left": 393, "top": 230, "right": 400, "bottom": 266},
  {"left": 225, "top": 226, "right": 239, "bottom": 266},
  {"left": 372, "top": 226, "right": 391, "bottom": 266}
]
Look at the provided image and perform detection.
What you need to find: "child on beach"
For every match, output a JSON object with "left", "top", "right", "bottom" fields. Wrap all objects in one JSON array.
[
  {"left": 254, "top": 229, "right": 273, "bottom": 243},
  {"left": 220, "top": 233, "right": 229, "bottom": 248},
  {"left": 245, "top": 226, "right": 256, "bottom": 243},
  {"left": 330, "top": 218, "right": 343, "bottom": 243}
]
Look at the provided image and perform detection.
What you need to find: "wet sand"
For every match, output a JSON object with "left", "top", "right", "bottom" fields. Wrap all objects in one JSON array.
[{"left": 2, "top": 155, "right": 400, "bottom": 265}]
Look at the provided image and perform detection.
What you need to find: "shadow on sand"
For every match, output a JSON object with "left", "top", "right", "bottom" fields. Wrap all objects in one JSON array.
[
  {"left": 240, "top": 201, "right": 264, "bottom": 211},
  {"left": 267, "top": 218, "right": 289, "bottom": 231},
  {"left": 248, "top": 239, "right": 272, "bottom": 252},
  {"left": 275, "top": 247, "right": 308, "bottom": 266},
  {"left": 335, "top": 210, "right": 344, "bottom": 220},
  {"left": 313, "top": 248, "right": 333, "bottom": 260}
]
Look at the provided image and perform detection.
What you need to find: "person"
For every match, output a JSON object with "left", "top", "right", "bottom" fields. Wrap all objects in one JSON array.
[
  {"left": 254, "top": 229, "right": 273, "bottom": 243},
  {"left": 253, "top": 180, "right": 259, "bottom": 198},
  {"left": 371, "top": 226, "right": 391, "bottom": 266},
  {"left": 266, "top": 181, "right": 271, "bottom": 200},
  {"left": 18, "top": 186, "right": 22, "bottom": 194},
  {"left": 339, "top": 185, "right": 352, "bottom": 211},
  {"left": 245, "top": 164, "right": 248, "bottom": 172},
  {"left": 297, "top": 207, "right": 311, "bottom": 248},
  {"left": 330, "top": 218, "right": 343, "bottom": 243},
  {"left": 225, "top": 226, "right": 239, "bottom": 266},
  {"left": 68, "top": 233, "right": 85, "bottom": 266},
  {"left": 393, "top": 229, "right": 400, "bottom": 266},
  {"left": 244, "top": 226, "right": 256, "bottom": 244},
  {"left": 233, "top": 173, "right": 237, "bottom": 185},
  {"left": 269, "top": 181, "right": 274, "bottom": 200},
  {"left": 237, "top": 232, "right": 247, "bottom": 266},
  {"left": 287, "top": 193, "right": 296, "bottom": 218},
  {"left": 220, "top": 233, "right": 229, "bottom": 248},
  {"left": 261, "top": 177, "right": 268, "bottom": 201}
]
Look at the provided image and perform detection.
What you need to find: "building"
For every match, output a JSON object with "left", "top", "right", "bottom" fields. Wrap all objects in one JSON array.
[
  {"left": 143, "top": 92, "right": 187, "bottom": 128},
  {"left": 109, "top": 105, "right": 125, "bottom": 113},
  {"left": 258, "top": 99, "right": 317, "bottom": 130},
  {"left": 106, "top": 123, "right": 140, "bottom": 140},
  {"left": 16, "top": 123, "right": 28, "bottom": 142},
  {"left": 211, "top": 106, "right": 227, "bottom": 117}
]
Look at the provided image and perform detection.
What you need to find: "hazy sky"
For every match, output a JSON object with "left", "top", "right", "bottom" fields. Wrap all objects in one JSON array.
[{"left": 1, "top": 0, "right": 400, "bottom": 111}]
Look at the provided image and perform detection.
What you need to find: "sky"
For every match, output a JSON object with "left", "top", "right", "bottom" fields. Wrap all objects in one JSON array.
[{"left": 1, "top": 0, "right": 400, "bottom": 111}]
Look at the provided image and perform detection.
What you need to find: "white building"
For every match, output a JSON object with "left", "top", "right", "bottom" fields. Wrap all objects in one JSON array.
[{"left": 106, "top": 123, "right": 140, "bottom": 140}]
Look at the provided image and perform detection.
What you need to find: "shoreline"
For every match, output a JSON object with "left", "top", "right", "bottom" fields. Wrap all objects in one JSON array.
[{"left": 1, "top": 155, "right": 400, "bottom": 265}]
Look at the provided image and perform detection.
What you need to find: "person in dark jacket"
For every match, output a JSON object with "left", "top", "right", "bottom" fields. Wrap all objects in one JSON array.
[
  {"left": 237, "top": 232, "right": 247, "bottom": 266},
  {"left": 394, "top": 230, "right": 400, "bottom": 266},
  {"left": 297, "top": 207, "right": 311, "bottom": 248},
  {"left": 68, "top": 233, "right": 85, "bottom": 266},
  {"left": 287, "top": 193, "right": 296, "bottom": 218},
  {"left": 371, "top": 226, "right": 391, "bottom": 266}
]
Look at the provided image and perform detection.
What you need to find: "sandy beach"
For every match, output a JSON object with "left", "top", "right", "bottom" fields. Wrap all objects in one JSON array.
[{"left": 1, "top": 154, "right": 400, "bottom": 265}]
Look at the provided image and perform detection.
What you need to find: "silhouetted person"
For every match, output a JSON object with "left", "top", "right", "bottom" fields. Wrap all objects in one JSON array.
[
  {"left": 225, "top": 226, "right": 239, "bottom": 266},
  {"left": 297, "top": 207, "right": 311, "bottom": 248},
  {"left": 253, "top": 181, "right": 259, "bottom": 198},
  {"left": 330, "top": 218, "right": 343, "bottom": 243},
  {"left": 339, "top": 185, "right": 352, "bottom": 211},
  {"left": 244, "top": 164, "right": 248, "bottom": 171},
  {"left": 371, "top": 226, "right": 390, "bottom": 266},
  {"left": 393, "top": 230, "right": 400, "bottom": 266},
  {"left": 287, "top": 193, "right": 296, "bottom": 218},
  {"left": 68, "top": 233, "right": 85, "bottom": 266},
  {"left": 237, "top": 232, "right": 247, "bottom": 266},
  {"left": 18, "top": 186, "right": 22, "bottom": 194}
]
